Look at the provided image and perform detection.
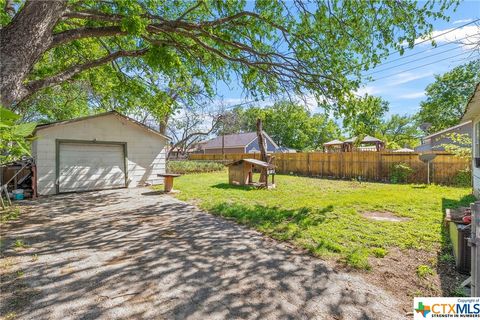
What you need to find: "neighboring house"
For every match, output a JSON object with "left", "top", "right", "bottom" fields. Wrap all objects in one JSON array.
[
  {"left": 461, "top": 82, "right": 480, "bottom": 197},
  {"left": 32, "top": 111, "right": 169, "bottom": 195},
  {"left": 201, "top": 131, "right": 278, "bottom": 154},
  {"left": 275, "top": 147, "right": 297, "bottom": 153},
  {"left": 414, "top": 122, "right": 472, "bottom": 152}
]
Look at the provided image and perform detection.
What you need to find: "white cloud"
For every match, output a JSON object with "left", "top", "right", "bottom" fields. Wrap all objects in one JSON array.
[
  {"left": 415, "top": 25, "right": 480, "bottom": 50},
  {"left": 453, "top": 19, "right": 473, "bottom": 25},
  {"left": 387, "top": 71, "right": 435, "bottom": 86},
  {"left": 397, "top": 91, "right": 426, "bottom": 99},
  {"left": 355, "top": 85, "right": 383, "bottom": 96}
]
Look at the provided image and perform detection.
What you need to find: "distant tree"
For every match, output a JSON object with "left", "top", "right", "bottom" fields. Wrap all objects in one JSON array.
[
  {"left": 167, "top": 105, "right": 223, "bottom": 159},
  {"left": 341, "top": 94, "right": 389, "bottom": 137},
  {"left": 417, "top": 60, "right": 480, "bottom": 134},
  {"left": 237, "top": 102, "right": 340, "bottom": 151},
  {"left": 378, "top": 114, "right": 421, "bottom": 149}
]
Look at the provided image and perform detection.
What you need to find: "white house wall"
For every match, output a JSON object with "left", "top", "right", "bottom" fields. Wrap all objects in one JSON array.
[
  {"left": 473, "top": 114, "right": 480, "bottom": 198},
  {"left": 33, "top": 114, "right": 167, "bottom": 195}
]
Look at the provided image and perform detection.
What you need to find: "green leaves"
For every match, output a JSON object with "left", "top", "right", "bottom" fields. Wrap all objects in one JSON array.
[
  {"left": 144, "top": 45, "right": 181, "bottom": 73},
  {"left": 121, "top": 16, "right": 148, "bottom": 35},
  {"left": 227, "top": 101, "right": 341, "bottom": 151},
  {"left": 13, "top": 123, "right": 36, "bottom": 137},
  {"left": 342, "top": 94, "right": 389, "bottom": 137},
  {"left": 341, "top": 96, "right": 420, "bottom": 149},
  {"left": 0, "top": 107, "right": 19, "bottom": 122},
  {"left": 13, "top": 0, "right": 457, "bottom": 114},
  {"left": 417, "top": 60, "right": 480, "bottom": 134},
  {"left": 0, "top": 106, "right": 36, "bottom": 164}
]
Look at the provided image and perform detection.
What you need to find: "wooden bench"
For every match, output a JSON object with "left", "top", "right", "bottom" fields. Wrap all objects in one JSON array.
[{"left": 157, "top": 173, "right": 181, "bottom": 193}]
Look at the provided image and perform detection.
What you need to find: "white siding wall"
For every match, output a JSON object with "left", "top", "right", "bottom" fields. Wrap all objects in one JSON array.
[
  {"left": 473, "top": 116, "right": 480, "bottom": 198},
  {"left": 33, "top": 114, "right": 167, "bottom": 195}
]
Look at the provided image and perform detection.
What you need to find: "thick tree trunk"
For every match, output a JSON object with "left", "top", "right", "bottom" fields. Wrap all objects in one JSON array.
[{"left": 0, "top": 1, "right": 67, "bottom": 107}]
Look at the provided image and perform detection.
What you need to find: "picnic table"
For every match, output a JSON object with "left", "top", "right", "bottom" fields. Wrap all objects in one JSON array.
[{"left": 157, "top": 173, "right": 181, "bottom": 193}]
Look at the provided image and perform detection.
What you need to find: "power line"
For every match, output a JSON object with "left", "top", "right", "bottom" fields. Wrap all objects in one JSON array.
[
  {"left": 365, "top": 46, "right": 469, "bottom": 76},
  {"left": 370, "top": 51, "right": 478, "bottom": 82},
  {"left": 373, "top": 36, "right": 468, "bottom": 67},
  {"left": 386, "top": 18, "right": 480, "bottom": 57}
]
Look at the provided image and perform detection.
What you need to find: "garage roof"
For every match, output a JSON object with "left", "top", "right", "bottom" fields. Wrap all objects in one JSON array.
[{"left": 34, "top": 111, "right": 170, "bottom": 140}]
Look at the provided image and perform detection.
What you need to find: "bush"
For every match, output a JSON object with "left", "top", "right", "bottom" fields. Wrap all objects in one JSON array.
[
  {"left": 390, "top": 162, "right": 413, "bottom": 184},
  {"left": 453, "top": 169, "right": 471, "bottom": 187},
  {"left": 167, "top": 160, "right": 225, "bottom": 174}
]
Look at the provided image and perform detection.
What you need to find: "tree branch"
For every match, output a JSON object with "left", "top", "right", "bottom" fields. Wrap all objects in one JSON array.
[
  {"left": 167, "top": 115, "right": 221, "bottom": 159},
  {"left": 51, "top": 26, "right": 126, "bottom": 48},
  {"left": 26, "top": 48, "right": 149, "bottom": 95},
  {"left": 62, "top": 8, "right": 123, "bottom": 22},
  {"left": 176, "top": 1, "right": 205, "bottom": 21}
]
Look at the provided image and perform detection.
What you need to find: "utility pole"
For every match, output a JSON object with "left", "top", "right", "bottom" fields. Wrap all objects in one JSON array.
[
  {"left": 221, "top": 116, "right": 225, "bottom": 160},
  {"left": 256, "top": 118, "right": 268, "bottom": 183}
]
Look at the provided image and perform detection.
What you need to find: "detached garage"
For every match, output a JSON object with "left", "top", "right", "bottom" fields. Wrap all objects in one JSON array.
[{"left": 32, "top": 111, "right": 168, "bottom": 195}]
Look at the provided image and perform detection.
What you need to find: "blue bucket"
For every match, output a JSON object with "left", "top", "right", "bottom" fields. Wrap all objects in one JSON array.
[
  {"left": 13, "top": 189, "right": 24, "bottom": 200},
  {"left": 14, "top": 193, "right": 24, "bottom": 200}
]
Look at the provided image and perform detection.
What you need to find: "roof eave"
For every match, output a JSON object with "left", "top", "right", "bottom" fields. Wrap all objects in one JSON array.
[
  {"left": 33, "top": 111, "right": 170, "bottom": 140},
  {"left": 461, "top": 82, "right": 480, "bottom": 122}
]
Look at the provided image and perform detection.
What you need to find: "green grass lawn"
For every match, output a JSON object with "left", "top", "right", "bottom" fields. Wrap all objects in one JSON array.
[{"left": 170, "top": 171, "right": 474, "bottom": 269}]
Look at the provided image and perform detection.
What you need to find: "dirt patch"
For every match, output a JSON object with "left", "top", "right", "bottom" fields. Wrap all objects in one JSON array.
[
  {"left": 362, "top": 211, "right": 411, "bottom": 222},
  {"left": 0, "top": 257, "right": 40, "bottom": 317},
  {"left": 357, "top": 248, "right": 468, "bottom": 313}
]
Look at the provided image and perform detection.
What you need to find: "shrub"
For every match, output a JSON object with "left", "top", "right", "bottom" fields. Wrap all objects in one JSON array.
[
  {"left": 390, "top": 162, "right": 413, "bottom": 184},
  {"left": 167, "top": 160, "right": 225, "bottom": 174},
  {"left": 453, "top": 169, "right": 471, "bottom": 187}
]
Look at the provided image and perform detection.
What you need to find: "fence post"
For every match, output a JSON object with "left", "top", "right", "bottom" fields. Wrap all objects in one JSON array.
[
  {"left": 307, "top": 153, "right": 311, "bottom": 176},
  {"left": 377, "top": 152, "right": 381, "bottom": 181},
  {"left": 471, "top": 202, "right": 480, "bottom": 297}
]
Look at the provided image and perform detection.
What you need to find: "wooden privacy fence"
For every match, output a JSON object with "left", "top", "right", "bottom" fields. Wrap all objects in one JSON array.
[{"left": 189, "top": 151, "right": 470, "bottom": 185}]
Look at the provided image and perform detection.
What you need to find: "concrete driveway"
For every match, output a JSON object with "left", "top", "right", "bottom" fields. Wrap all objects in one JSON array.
[{"left": 1, "top": 188, "right": 404, "bottom": 320}]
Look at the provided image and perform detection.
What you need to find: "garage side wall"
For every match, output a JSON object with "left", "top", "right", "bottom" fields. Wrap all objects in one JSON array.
[{"left": 33, "top": 114, "right": 167, "bottom": 195}]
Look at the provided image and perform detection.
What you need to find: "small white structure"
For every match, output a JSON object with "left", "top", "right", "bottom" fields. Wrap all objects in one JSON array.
[
  {"left": 461, "top": 83, "right": 480, "bottom": 197},
  {"left": 393, "top": 148, "right": 414, "bottom": 153},
  {"left": 32, "top": 111, "right": 169, "bottom": 195}
]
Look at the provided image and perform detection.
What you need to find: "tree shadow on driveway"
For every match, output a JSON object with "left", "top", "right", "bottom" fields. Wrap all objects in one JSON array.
[{"left": 1, "top": 188, "right": 403, "bottom": 320}]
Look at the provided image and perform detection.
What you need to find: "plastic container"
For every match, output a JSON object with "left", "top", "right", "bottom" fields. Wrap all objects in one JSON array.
[{"left": 12, "top": 189, "right": 24, "bottom": 200}]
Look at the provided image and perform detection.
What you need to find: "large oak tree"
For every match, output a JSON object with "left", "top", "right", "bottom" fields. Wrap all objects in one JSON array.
[{"left": 1, "top": 0, "right": 455, "bottom": 112}]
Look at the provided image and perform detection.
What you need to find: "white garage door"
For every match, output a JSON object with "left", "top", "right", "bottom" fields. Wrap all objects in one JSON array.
[{"left": 58, "top": 142, "right": 126, "bottom": 193}]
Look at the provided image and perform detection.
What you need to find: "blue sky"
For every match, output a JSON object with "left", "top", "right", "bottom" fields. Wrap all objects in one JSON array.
[{"left": 213, "top": 0, "right": 480, "bottom": 119}]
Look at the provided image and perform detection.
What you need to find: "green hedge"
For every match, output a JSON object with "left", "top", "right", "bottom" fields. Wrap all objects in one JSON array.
[{"left": 167, "top": 160, "right": 225, "bottom": 174}]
